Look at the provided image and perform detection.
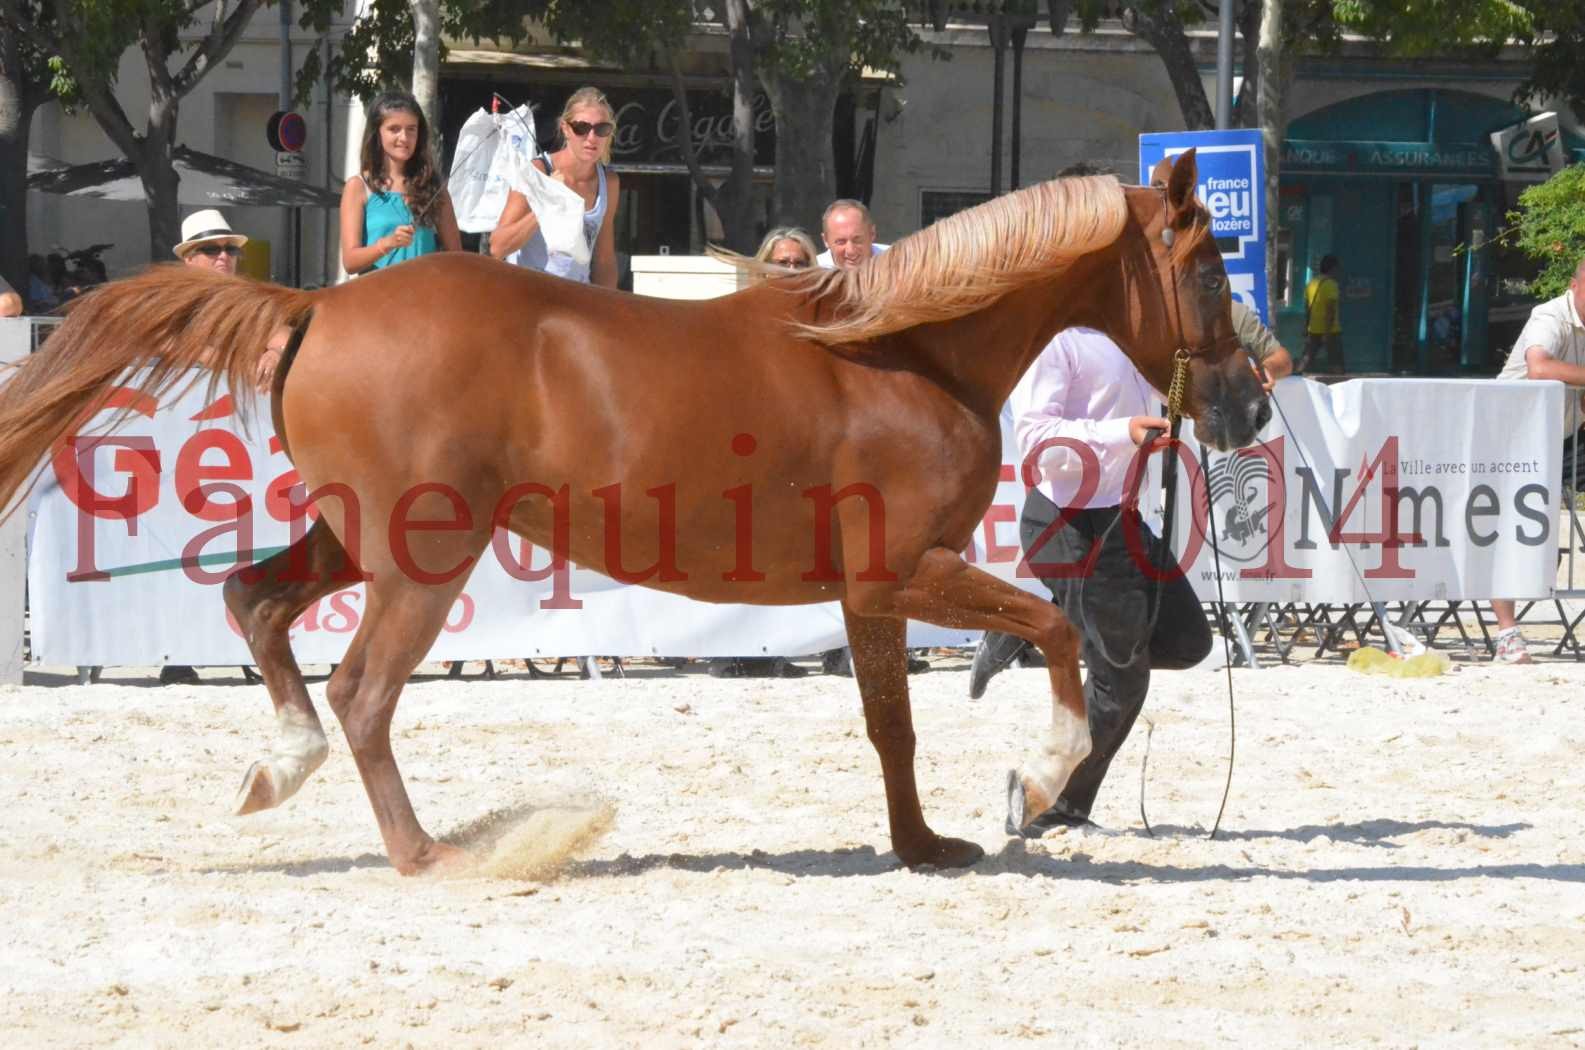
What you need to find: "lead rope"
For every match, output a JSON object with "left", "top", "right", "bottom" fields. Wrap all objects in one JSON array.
[{"left": 1135, "top": 330, "right": 1238, "bottom": 840}]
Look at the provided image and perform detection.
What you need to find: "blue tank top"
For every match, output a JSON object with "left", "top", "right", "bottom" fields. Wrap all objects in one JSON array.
[
  {"left": 511, "top": 160, "right": 607, "bottom": 283},
  {"left": 361, "top": 176, "right": 439, "bottom": 270}
]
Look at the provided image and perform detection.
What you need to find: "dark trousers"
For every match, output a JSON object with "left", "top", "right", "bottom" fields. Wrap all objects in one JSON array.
[
  {"left": 1300, "top": 332, "right": 1343, "bottom": 373},
  {"left": 1021, "top": 488, "right": 1212, "bottom": 817}
]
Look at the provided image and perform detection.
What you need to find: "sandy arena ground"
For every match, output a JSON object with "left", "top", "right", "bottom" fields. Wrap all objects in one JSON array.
[{"left": 2, "top": 653, "right": 1583, "bottom": 1048}]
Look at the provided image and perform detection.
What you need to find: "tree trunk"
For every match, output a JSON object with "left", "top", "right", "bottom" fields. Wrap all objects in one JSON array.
[
  {"left": 762, "top": 72, "right": 842, "bottom": 240},
  {"left": 713, "top": 0, "right": 759, "bottom": 253},
  {"left": 0, "top": 25, "right": 33, "bottom": 296},
  {"left": 670, "top": 0, "right": 760, "bottom": 253},
  {"left": 138, "top": 100, "right": 182, "bottom": 260},
  {"left": 409, "top": 0, "right": 441, "bottom": 132},
  {"left": 1121, "top": 3, "right": 1216, "bottom": 130},
  {"left": 1233, "top": 0, "right": 1260, "bottom": 129},
  {"left": 1257, "top": 0, "right": 1285, "bottom": 320}
]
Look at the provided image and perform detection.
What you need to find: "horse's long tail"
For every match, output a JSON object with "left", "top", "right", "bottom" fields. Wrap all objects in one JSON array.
[{"left": 0, "top": 265, "right": 318, "bottom": 512}]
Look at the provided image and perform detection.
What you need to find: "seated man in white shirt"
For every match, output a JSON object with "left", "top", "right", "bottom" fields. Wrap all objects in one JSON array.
[
  {"left": 1488, "top": 256, "right": 1585, "bottom": 664},
  {"left": 975, "top": 326, "right": 1212, "bottom": 834},
  {"left": 815, "top": 199, "right": 889, "bottom": 269},
  {"left": 0, "top": 271, "right": 22, "bottom": 317}
]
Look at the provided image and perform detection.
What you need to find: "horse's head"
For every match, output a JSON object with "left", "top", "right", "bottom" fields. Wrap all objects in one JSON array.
[{"left": 1121, "top": 149, "right": 1270, "bottom": 452}]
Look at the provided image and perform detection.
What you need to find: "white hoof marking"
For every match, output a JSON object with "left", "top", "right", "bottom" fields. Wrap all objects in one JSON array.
[
  {"left": 235, "top": 709, "right": 328, "bottom": 814},
  {"left": 1030, "top": 705, "right": 1093, "bottom": 802}
]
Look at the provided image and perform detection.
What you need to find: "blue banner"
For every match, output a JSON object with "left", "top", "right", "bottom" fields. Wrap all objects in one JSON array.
[{"left": 1140, "top": 129, "right": 1268, "bottom": 324}]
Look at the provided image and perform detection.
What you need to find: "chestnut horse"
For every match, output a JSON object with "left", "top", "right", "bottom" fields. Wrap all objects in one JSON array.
[{"left": 0, "top": 151, "right": 1266, "bottom": 874}]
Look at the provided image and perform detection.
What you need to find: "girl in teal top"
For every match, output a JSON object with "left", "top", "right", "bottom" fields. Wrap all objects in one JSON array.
[{"left": 340, "top": 90, "right": 460, "bottom": 275}]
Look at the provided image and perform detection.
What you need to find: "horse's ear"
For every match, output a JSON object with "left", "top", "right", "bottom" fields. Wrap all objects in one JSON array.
[
  {"left": 1148, "top": 155, "right": 1173, "bottom": 190},
  {"left": 1166, "top": 148, "right": 1199, "bottom": 224}
]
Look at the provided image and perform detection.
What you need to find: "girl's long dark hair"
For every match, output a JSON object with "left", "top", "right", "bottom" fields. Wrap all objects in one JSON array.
[{"left": 359, "top": 90, "right": 443, "bottom": 228}]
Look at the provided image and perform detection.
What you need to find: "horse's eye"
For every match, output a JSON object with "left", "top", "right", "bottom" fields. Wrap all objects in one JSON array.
[{"left": 1201, "top": 273, "right": 1226, "bottom": 295}]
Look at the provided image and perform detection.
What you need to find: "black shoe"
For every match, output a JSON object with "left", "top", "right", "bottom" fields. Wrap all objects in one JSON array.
[
  {"left": 969, "top": 631, "right": 1028, "bottom": 699},
  {"left": 906, "top": 654, "right": 930, "bottom": 674},
  {"left": 821, "top": 647, "right": 853, "bottom": 677},
  {"left": 772, "top": 658, "right": 808, "bottom": 678},
  {"left": 159, "top": 665, "right": 198, "bottom": 685}
]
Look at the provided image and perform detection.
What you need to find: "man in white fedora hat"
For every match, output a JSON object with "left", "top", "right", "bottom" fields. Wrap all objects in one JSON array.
[
  {"left": 174, "top": 208, "right": 248, "bottom": 272},
  {"left": 174, "top": 208, "right": 286, "bottom": 390},
  {"left": 160, "top": 210, "right": 273, "bottom": 687}
]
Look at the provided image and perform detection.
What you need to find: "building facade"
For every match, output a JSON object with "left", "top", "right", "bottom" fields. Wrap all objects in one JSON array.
[{"left": 24, "top": 9, "right": 1577, "bottom": 374}]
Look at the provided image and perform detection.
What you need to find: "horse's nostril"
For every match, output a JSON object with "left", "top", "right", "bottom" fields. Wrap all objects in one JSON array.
[{"left": 1252, "top": 399, "right": 1272, "bottom": 431}]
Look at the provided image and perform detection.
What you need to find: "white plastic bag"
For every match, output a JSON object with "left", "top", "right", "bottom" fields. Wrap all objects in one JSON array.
[
  {"left": 447, "top": 108, "right": 509, "bottom": 233},
  {"left": 493, "top": 125, "right": 591, "bottom": 267}
]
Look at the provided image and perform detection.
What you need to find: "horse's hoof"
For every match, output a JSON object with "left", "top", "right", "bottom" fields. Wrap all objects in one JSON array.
[
  {"left": 399, "top": 840, "right": 472, "bottom": 878},
  {"left": 232, "top": 761, "right": 277, "bottom": 816},
  {"left": 898, "top": 835, "right": 984, "bottom": 870},
  {"left": 1006, "top": 769, "right": 1054, "bottom": 833}
]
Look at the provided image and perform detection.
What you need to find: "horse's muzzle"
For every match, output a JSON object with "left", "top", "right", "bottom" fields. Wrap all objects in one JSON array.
[{"left": 1197, "top": 370, "right": 1271, "bottom": 452}]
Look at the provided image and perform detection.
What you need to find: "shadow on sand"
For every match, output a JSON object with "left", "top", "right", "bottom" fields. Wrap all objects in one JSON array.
[{"left": 193, "top": 817, "right": 1567, "bottom": 885}]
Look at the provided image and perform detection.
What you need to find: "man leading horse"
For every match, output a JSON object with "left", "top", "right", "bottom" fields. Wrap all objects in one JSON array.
[{"left": 0, "top": 151, "right": 1268, "bottom": 874}]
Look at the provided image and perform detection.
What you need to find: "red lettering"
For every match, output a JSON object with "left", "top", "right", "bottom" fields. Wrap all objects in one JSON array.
[
  {"left": 292, "top": 598, "right": 322, "bottom": 635},
  {"left": 594, "top": 482, "right": 687, "bottom": 585},
  {"left": 323, "top": 590, "right": 360, "bottom": 633},
  {"left": 1120, "top": 436, "right": 1207, "bottom": 583},
  {"left": 1236, "top": 435, "right": 1310, "bottom": 581},
  {"left": 390, "top": 483, "right": 475, "bottom": 585},
  {"left": 175, "top": 429, "right": 253, "bottom": 521},
  {"left": 980, "top": 504, "right": 1020, "bottom": 563},
  {"left": 55, "top": 435, "right": 160, "bottom": 582},
  {"left": 180, "top": 483, "right": 253, "bottom": 585},
  {"left": 722, "top": 483, "right": 764, "bottom": 582},
  {"left": 489, "top": 483, "right": 581, "bottom": 609},
  {"left": 443, "top": 593, "right": 475, "bottom": 633},
  {"left": 1017, "top": 437, "right": 1101, "bottom": 581},
  {"left": 802, "top": 482, "right": 895, "bottom": 583},
  {"left": 1330, "top": 436, "right": 1415, "bottom": 580}
]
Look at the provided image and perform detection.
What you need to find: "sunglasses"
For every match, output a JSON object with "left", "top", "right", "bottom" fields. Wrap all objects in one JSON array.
[
  {"left": 193, "top": 244, "right": 242, "bottom": 258},
  {"left": 565, "top": 120, "right": 614, "bottom": 139}
]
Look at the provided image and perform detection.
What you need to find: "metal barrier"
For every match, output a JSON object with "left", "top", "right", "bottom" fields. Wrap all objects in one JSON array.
[{"left": 0, "top": 317, "right": 55, "bottom": 683}]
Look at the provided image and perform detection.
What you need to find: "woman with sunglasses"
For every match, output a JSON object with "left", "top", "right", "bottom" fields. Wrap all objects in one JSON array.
[
  {"left": 490, "top": 86, "right": 623, "bottom": 288},
  {"left": 340, "top": 90, "right": 461, "bottom": 276},
  {"left": 752, "top": 227, "right": 818, "bottom": 270}
]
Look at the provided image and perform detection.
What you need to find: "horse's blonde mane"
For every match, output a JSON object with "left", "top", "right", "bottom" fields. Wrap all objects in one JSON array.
[{"left": 796, "top": 174, "right": 1129, "bottom": 346}]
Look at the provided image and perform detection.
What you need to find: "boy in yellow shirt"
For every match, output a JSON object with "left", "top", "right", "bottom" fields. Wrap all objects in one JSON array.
[{"left": 1300, "top": 254, "right": 1343, "bottom": 373}]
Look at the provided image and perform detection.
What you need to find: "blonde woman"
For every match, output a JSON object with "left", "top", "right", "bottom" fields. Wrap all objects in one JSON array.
[
  {"left": 753, "top": 227, "right": 818, "bottom": 269},
  {"left": 491, "top": 86, "right": 623, "bottom": 288}
]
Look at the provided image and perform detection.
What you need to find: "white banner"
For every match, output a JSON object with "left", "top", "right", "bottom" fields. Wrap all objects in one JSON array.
[
  {"left": 1172, "top": 378, "right": 1561, "bottom": 602},
  {"left": 27, "top": 380, "right": 1013, "bottom": 665},
  {"left": 24, "top": 375, "right": 1562, "bottom": 664}
]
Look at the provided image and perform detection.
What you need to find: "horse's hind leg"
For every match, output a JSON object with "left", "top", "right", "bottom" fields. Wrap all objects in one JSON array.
[
  {"left": 326, "top": 566, "right": 480, "bottom": 875},
  {"left": 842, "top": 606, "right": 985, "bottom": 869},
  {"left": 223, "top": 518, "right": 358, "bottom": 815}
]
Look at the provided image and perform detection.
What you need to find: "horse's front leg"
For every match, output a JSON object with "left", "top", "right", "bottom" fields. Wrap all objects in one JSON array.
[
  {"left": 862, "top": 546, "right": 1091, "bottom": 833},
  {"left": 840, "top": 606, "right": 984, "bottom": 869}
]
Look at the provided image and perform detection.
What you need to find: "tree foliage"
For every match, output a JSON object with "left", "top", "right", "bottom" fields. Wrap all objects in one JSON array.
[
  {"left": 1515, "top": 1, "right": 1585, "bottom": 121},
  {"left": 296, "top": 0, "right": 539, "bottom": 105},
  {"left": 1328, "top": 0, "right": 1529, "bottom": 55},
  {"left": 1505, "top": 163, "right": 1585, "bottom": 299}
]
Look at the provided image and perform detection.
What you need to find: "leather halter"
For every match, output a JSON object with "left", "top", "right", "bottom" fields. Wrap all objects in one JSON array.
[{"left": 1156, "top": 189, "right": 1242, "bottom": 423}]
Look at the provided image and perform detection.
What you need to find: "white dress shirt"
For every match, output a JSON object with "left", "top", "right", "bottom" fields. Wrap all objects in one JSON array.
[{"left": 1009, "top": 327, "right": 1164, "bottom": 512}]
